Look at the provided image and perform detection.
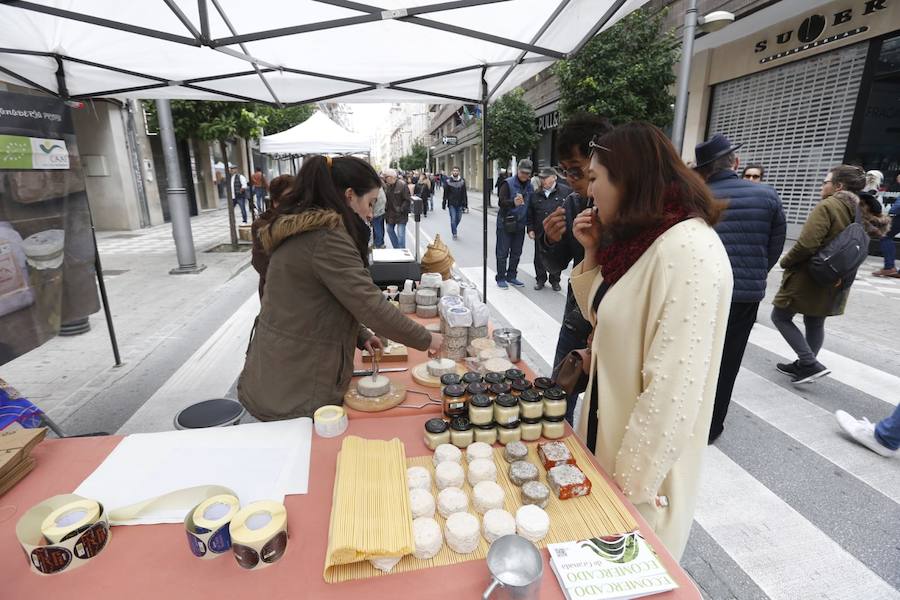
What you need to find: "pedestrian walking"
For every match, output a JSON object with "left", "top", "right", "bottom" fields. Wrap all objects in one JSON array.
[
  {"left": 382, "top": 168, "right": 410, "bottom": 249},
  {"left": 414, "top": 175, "right": 432, "bottom": 219},
  {"left": 538, "top": 113, "right": 613, "bottom": 417},
  {"left": 251, "top": 174, "right": 294, "bottom": 298},
  {"left": 772, "top": 165, "right": 889, "bottom": 384},
  {"left": 496, "top": 159, "right": 533, "bottom": 288},
  {"left": 836, "top": 406, "right": 899, "bottom": 458},
  {"left": 570, "top": 122, "right": 732, "bottom": 560},
  {"left": 372, "top": 182, "right": 387, "bottom": 249},
  {"left": 229, "top": 165, "right": 250, "bottom": 224},
  {"left": 527, "top": 167, "right": 571, "bottom": 291},
  {"left": 741, "top": 164, "right": 765, "bottom": 182},
  {"left": 695, "top": 134, "right": 786, "bottom": 444},
  {"left": 442, "top": 166, "right": 468, "bottom": 240},
  {"left": 251, "top": 167, "right": 268, "bottom": 212}
]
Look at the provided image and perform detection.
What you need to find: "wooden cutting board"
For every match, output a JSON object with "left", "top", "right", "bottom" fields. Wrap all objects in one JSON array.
[{"left": 361, "top": 344, "right": 408, "bottom": 363}]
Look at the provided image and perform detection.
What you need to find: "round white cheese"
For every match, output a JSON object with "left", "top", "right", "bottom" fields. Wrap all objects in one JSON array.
[
  {"left": 427, "top": 358, "right": 457, "bottom": 377},
  {"left": 435, "top": 461, "right": 465, "bottom": 490},
  {"left": 432, "top": 443, "right": 462, "bottom": 467},
  {"left": 482, "top": 357, "right": 514, "bottom": 373},
  {"left": 445, "top": 512, "right": 480, "bottom": 554},
  {"left": 465, "top": 441, "right": 493, "bottom": 464},
  {"left": 407, "top": 466, "right": 432, "bottom": 491},
  {"left": 515, "top": 504, "right": 550, "bottom": 543},
  {"left": 357, "top": 374, "right": 391, "bottom": 398},
  {"left": 369, "top": 555, "right": 403, "bottom": 572},
  {"left": 482, "top": 509, "right": 516, "bottom": 544},
  {"left": 467, "top": 458, "right": 497, "bottom": 487},
  {"left": 437, "top": 487, "right": 469, "bottom": 518},
  {"left": 412, "top": 517, "right": 443, "bottom": 560},
  {"left": 472, "top": 480, "right": 505, "bottom": 515},
  {"left": 409, "top": 488, "right": 436, "bottom": 519}
]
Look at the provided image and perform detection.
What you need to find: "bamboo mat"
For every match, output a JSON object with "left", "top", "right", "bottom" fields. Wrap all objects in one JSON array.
[{"left": 324, "top": 436, "right": 638, "bottom": 583}]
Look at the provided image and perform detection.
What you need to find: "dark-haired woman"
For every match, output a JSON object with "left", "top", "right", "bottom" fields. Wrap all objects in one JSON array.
[
  {"left": 569, "top": 122, "right": 732, "bottom": 560},
  {"left": 251, "top": 174, "right": 294, "bottom": 299},
  {"left": 772, "top": 165, "right": 888, "bottom": 384},
  {"left": 238, "top": 156, "right": 443, "bottom": 421}
]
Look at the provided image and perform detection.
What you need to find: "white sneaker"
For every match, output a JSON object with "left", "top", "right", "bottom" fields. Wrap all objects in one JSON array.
[{"left": 835, "top": 410, "right": 898, "bottom": 458}]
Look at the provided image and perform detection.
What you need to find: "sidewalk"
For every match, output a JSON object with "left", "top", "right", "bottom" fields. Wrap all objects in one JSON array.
[{"left": 2, "top": 208, "right": 254, "bottom": 433}]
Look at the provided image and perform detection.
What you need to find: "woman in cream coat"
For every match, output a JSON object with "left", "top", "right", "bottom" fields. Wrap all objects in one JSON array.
[{"left": 570, "top": 123, "right": 732, "bottom": 560}]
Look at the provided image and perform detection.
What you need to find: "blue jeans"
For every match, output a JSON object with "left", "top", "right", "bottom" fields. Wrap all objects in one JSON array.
[
  {"left": 253, "top": 187, "right": 266, "bottom": 212},
  {"left": 495, "top": 227, "right": 525, "bottom": 281},
  {"left": 371, "top": 215, "right": 385, "bottom": 248},
  {"left": 880, "top": 214, "right": 900, "bottom": 269},
  {"left": 448, "top": 205, "right": 463, "bottom": 236},
  {"left": 875, "top": 403, "right": 900, "bottom": 450},
  {"left": 233, "top": 193, "right": 248, "bottom": 223},
  {"left": 387, "top": 222, "right": 406, "bottom": 249}
]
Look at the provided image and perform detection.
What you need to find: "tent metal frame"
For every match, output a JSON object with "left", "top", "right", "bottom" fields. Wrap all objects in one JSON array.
[{"left": 1, "top": 0, "right": 632, "bottom": 302}]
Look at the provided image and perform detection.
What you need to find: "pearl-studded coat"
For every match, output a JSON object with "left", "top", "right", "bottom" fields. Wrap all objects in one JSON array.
[{"left": 570, "top": 218, "right": 732, "bottom": 560}]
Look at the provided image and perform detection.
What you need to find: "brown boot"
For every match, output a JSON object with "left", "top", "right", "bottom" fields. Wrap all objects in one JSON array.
[{"left": 872, "top": 268, "right": 897, "bottom": 277}]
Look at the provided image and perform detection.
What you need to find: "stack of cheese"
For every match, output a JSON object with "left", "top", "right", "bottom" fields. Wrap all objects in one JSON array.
[
  {"left": 0, "top": 427, "right": 46, "bottom": 496},
  {"left": 467, "top": 338, "right": 514, "bottom": 374}
]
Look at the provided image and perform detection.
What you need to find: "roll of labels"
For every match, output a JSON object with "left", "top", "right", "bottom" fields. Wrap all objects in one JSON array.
[{"left": 16, "top": 486, "right": 288, "bottom": 575}]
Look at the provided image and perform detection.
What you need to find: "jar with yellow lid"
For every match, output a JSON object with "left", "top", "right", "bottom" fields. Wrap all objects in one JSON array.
[
  {"left": 468, "top": 393, "right": 494, "bottom": 426},
  {"left": 497, "top": 421, "right": 522, "bottom": 445},
  {"left": 494, "top": 393, "right": 520, "bottom": 426},
  {"left": 521, "top": 417, "right": 542, "bottom": 442},
  {"left": 542, "top": 416, "right": 565, "bottom": 439},
  {"left": 424, "top": 418, "right": 451, "bottom": 450},
  {"left": 450, "top": 417, "right": 474, "bottom": 448},
  {"left": 474, "top": 422, "right": 498, "bottom": 445},
  {"left": 542, "top": 387, "right": 567, "bottom": 418}
]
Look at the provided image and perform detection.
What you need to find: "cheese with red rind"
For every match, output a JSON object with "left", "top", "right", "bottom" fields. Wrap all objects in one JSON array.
[{"left": 547, "top": 464, "right": 592, "bottom": 500}]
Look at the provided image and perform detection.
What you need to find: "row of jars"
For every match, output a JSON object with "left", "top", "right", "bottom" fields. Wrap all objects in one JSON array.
[
  {"left": 441, "top": 373, "right": 567, "bottom": 424},
  {"left": 423, "top": 415, "right": 566, "bottom": 450}
]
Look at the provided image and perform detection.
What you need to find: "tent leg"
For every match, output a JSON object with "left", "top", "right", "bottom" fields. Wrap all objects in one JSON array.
[
  {"left": 481, "top": 73, "right": 489, "bottom": 304},
  {"left": 88, "top": 204, "right": 123, "bottom": 368}
]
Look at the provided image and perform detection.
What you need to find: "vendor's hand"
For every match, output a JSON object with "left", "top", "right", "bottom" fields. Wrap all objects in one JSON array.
[
  {"left": 363, "top": 336, "right": 384, "bottom": 357},
  {"left": 543, "top": 207, "right": 566, "bottom": 244},
  {"left": 527, "top": 231, "right": 535, "bottom": 240},
  {"left": 573, "top": 207, "right": 602, "bottom": 254},
  {"left": 427, "top": 333, "right": 444, "bottom": 357}
]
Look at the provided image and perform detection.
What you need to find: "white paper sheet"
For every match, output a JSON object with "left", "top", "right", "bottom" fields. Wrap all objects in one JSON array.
[{"left": 75, "top": 418, "right": 312, "bottom": 525}]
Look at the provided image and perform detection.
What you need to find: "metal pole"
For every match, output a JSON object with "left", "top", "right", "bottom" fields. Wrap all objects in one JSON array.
[
  {"left": 480, "top": 70, "right": 489, "bottom": 304},
  {"left": 88, "top": 203, "right": 122, "bottom": 367},
  {"left": 671, "top": 0, "right": 697, "bottom": 156},
  {"left": 155, "top": 99, "right": 206, "bottom": 274}
]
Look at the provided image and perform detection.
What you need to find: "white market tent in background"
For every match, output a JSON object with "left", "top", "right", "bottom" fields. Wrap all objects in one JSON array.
[
  {"left": 0, "top": 0, "right": 650, "bottom": 297},
  {"left": 260, "top": 111, "right": 370, "bottom": 155}
]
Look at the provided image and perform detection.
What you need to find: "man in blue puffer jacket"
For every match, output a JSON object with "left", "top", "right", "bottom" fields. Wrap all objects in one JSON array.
[
  {"left": 696, "top": 134, "right": 786, "bottom": 444},
  {"left": 496, "top": 159, "right": 534, "bottom": 289}
]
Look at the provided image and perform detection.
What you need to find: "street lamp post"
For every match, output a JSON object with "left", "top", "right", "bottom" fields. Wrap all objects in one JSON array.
[{"left": 671, "top": 4, "right": 734, "bottom": 155}]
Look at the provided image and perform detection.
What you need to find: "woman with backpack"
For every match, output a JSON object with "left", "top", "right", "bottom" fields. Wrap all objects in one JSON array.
[{"left": 772, "top": 165, "right": 889, "bottom": 384}]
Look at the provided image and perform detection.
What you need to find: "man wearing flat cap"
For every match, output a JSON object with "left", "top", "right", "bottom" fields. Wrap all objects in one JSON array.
[
  {"left": 495, "top": 159, "right": 535, "bottom": 289},
  {"left": 695, "top": 133, "right": 786, "bottom": 444},
  {"left": 527, "top": 167, "right": 571, "bottom": 291}
]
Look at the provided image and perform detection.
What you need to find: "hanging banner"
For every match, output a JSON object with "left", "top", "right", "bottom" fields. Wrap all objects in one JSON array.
[{"left": 0, "top": 90, "right": 99, "bottom": 366}]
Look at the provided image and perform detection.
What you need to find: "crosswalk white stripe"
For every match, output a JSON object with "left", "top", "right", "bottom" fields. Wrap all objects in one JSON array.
[
  {"left": 459, "top": 266, "right": 561, "bottom": 366},
  {"left": 749, "top": 324, "right": 900, "bottom": 407},
  {"left": 733, "top": 367, "right": 900, "bottom": 503},
  {"left": 695, "top": 447, "right": 900, "bottom": 600}
]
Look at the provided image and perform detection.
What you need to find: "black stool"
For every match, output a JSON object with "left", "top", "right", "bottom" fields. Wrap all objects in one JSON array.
[{"left": 174, "top": 399, "right": 246, "bottom": 430}]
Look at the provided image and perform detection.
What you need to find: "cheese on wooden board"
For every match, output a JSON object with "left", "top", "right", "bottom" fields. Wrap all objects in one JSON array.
[{"left": 357, "top": 374, "right": 391, "bottom": 398}]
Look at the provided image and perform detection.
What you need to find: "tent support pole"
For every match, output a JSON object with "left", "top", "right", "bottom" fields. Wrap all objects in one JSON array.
[
  {"left": 87, "top": 204, "right": 123, "bottom": 367},
  {"left": 480, "top": 68, "right": 489, "bottom": 304}
]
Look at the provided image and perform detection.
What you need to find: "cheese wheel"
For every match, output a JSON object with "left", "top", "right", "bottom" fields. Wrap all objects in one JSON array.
[
  {"left": 467, "top": 458, "right": 497, "bottom": 486},
  {"left": 482, "top": 509, "right": 516, "bottom": 544},
  {"left": 466, "top": 442, "right": 493, "bottom": 464},
  {"left": 472, "top": 481, "right": 505, "bottom": 515},
  {"left": 435, "top": 461, "right": 465, "bottom": 490},
  {"left": 445, "top": 512, "right": 480, "bottom": 554},
  {"left": 478, "top": 348, "right": 508, "bottom": 361},
  {"left": 515, "top": 505, "right": 550, "bottom": 543},
  {"left": 417, "top": 304, "right": 439, "bottom": 318},
  {"left": 437, "top": 487, "right": 469, "bottom": 518},
  {"left": 407, "top": 466, "right": 432, "bottom": 491},
  {"left": 433, "top": 443, "right": 462, "bottom": 466},
  {"left": 409, "top": 488, "right": 436, "bottom": 519},
  {"left": 416, "top": 288, "right": 439, "bottom": 306},
  {"left": 357, "top": 374, "right": 391, "bottom": 398},
  {"left": 427, "top": 358, "right": 457, "bottom": 378},
  {"left": 369, "top": 556, "right": 403, "bottom": 572},
  {"left": 482, "top": 358, "right": 514, "bottom": 373},
  {"left": 521, "top": 481, "right": 550, "bottom": 509},
  {"left": 412, "top": 517, "right": 443, "bottom": 560}
]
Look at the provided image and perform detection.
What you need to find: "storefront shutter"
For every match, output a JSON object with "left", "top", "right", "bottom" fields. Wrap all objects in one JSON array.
[{"left": 707, "top": 42, "right": 868, "bottom": 224}]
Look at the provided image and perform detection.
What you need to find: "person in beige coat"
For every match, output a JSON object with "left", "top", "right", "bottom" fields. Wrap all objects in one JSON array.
[{"left": 569, "top": 123, "right": 732, "bottom": 560}]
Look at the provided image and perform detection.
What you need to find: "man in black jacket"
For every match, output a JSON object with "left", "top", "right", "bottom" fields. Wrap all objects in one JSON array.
[
  {"left": 695, "top": 134, "right": 786, "bottom": 444},
  {"left": 442, "top": 166, "right": 468, "bottom": 240},
  {"left": 538, "top": 113, "right": 613, "bottom": 421},
  {"left": 527, "top": 167, "right": 571, "bottom": 291}
]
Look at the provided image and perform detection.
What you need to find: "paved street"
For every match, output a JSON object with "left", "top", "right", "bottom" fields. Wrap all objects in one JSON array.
[{"left": 3, "top": 192, "right": 900, "bottom": 599}]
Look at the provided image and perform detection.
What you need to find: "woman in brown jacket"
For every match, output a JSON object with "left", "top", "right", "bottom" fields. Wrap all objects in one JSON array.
[
  {"left": 238, "top": 156, "right": 443, "bottom": 420},
  {"left": 772, "top": 165, "right": 889, "bottom": 385}
]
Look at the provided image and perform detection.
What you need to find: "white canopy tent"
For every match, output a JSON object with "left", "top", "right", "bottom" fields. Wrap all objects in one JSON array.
[
  {"left": 0, "top": 0, "right": 650, "bottom": 299},
  {"left": 260, "top": 111, "right": 370, "bottom": 155}
]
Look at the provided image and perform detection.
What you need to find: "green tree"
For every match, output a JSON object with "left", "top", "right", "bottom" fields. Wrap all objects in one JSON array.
[
  {"left": 555, "top": 7, "right": 677, "bottom": 127},
  {"left": 398, "top": 142, "right": 429, "bottom": 172},
  {"left": 252, "top": 104, "right": 314, "bottom": 134},
  {"left": 482, "top": 89, "right": 540, "bottom": 167}
]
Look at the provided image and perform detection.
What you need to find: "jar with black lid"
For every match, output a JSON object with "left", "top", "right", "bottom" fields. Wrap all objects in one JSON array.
[
  {"left": 543, "top": 386, "right": 567, "bottom": 418},
  {"left": 542, "top": 415, "right": 566, "bottom": 439},
  {"left": 490, "top": 382, "right": 512, "bottom": 397},
  {"left": 442, "top": 384, "right": 467, "bottom": 419},
  {"left": 440, "top": 373, "right": 462, "bottom": 387},
  {"left": 473, "top": 422, "right": 498, "bottom": 445},
  {"left": 494, "top": 393, "right": 520, "bottom": 426},
  {"left": 466, "top": 382, "right": 489, "bottom": 397},
  {"left": 504, "top": 368, "right": 525, "bottom": 382},
  {"left": 510, "top": 379, "right": 532, "bottom": 396},
  {"left": 533, "top": 377, "right": 554, "bottom": 391},
  {"left": 484, "top": 372, "right": 505, "bottom": 386},
  {"left": 521, "top": 417, "right": 542, "bottom": 441},
  {"left": 461, "top": 371, "right": 483, "bottom": 385},
  {"left": 519, "top": 389, "right": 543, "bottom": 420},
  {"left": 497, "top": 420, "right": 522, "bottom": 445},
  {"left": 468, "top": 393, "right": 494, "bottom": 426},
  {"left": 424, "top": 418, "right": 451, "bottom": 450},
  {"left": 450, "top": 416, "right": 474, "bottom": 448}
]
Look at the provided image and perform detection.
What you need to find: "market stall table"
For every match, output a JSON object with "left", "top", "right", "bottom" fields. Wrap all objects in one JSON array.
[{"left": 1, "top": 416, "right": 701, "bottom": 600}]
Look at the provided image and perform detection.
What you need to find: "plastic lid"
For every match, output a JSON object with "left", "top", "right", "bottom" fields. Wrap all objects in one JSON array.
[
  {"left": 543, "top": 415, "right": 565, "bottom": 423},
  {"left": 443, "top": 384, "right": 467, "bottom": 398},
  {"left": 543, "top": 387, "right": 567, "bottom": 401},
  {"left": 467, "top": 382, "right": 489, "bottom": 396},
  {"left": 533, "top": 377, "right": 554, "bottom": 390},
  {"left": 484, "top": 372, "right": 505, "bottom": 385},
  {"left": 519, "top": 389, "right": 542, "bottom": 403},
  {"left": 505, "top": 369, "right": 525, "bottom": 381},
  {"left": 498, "top": 420, "right": 521, "bottom": 429},
  {"left": 450, "top": 416, "right": 472, "bottom": 431},
  {"left": 440, "top": 373, "right": 462, "bottom": 386},
  {"left": 490, "top": 382, "right": 511, "bottom": 395},
  {"left": 474, "top": 422, "right": 497, "bottom": 430},
  {"left": 425, "top": 418, "right": 449, "bottom": 434},
  {"left": 511, "top": 379, "right": 532, "bottom": 392},
  {"left": 521, "top": 417, "right": 542, "bottom": 425},
  {"left": 461, "top": 371, "right": 483, "bottom": 384},
  {"left": 469, "top": 393, "right": 493, "bottom": 408},
  {"left": 494, "top": 393, "right": 518, "bottom": 408}
]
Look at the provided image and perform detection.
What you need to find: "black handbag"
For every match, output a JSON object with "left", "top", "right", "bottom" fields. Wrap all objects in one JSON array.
[{"left": 502, "top": 214, "right": 519, "bottom": 234}]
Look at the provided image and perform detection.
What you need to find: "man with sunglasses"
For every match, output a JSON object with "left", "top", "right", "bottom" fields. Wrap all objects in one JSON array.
[
  {"left": 742, "top": 164, "right": 765, "bottom": 182},
  {"left": 537, "top": 113, "right": 613, "bottom": 421}
]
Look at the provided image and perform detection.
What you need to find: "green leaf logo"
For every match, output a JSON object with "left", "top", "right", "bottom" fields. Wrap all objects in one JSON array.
[{"left": 39, "top": 142, "right": 62, "bottom": 154}]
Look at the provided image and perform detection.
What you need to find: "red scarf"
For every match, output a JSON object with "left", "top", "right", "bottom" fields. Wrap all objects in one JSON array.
[{"left": 596, "top": 191, "right": 693, "bottom": 287}]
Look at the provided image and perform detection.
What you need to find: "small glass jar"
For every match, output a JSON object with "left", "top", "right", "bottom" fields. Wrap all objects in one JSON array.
[
  {"left": 468, "top": 394, "right": 494, "bottom": 426},
  {"left": 497, "top": 420, "right": 522, "bottom": 445},
  {"left": 533, "top": 377, "right": 554, "bottom": 392},
  {"left": 484, "top": 372, "right": 505, "bottom": 386},
  {"left": 490, "top": 382, "right": 512, "bottom": 398},
  {"left": 450, "top": 417, "right": 474, "bottom": 448},
  {"left": 542, "top": 416, "right": 566, "bottom": 439},
  {"left": 466, "top": 382, "right": 489, "bottom": 398},
  {"left": 494, "top": 393, "right": 520, "bottom": 426},
  {"left": 440, "top": 373, "right": 462, "bottom": 387},
  {"left": 510, "top": 379, "right": 532, "bottom": 396},
  {"left": 474, "top": 422, "right": 498, "bottom": 445},
  {"left": 443, "top": 384, "right": 468, "bottom": 419},
  {"left": 461, "top": 371, "right": 483, "bottom": 385},
  {"left": 518, "top": 389, "right": 544, "bottom": 420},
  {"left": 521, "top": 417, "right": 542, "bottom": 442},
  {"left": 424, "top": 418, "right": 451, "bottom": 450},
  {"left": 543, "top": 387, "right": 567, "bottom": 418},
  {"left": 504, "top": 368, "right": 525, "bottom": 382}
]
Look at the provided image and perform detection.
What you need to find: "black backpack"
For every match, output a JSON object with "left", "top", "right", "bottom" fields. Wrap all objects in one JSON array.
[{"left": 808, "top": 206, "right": 868, "bottom": 287}]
